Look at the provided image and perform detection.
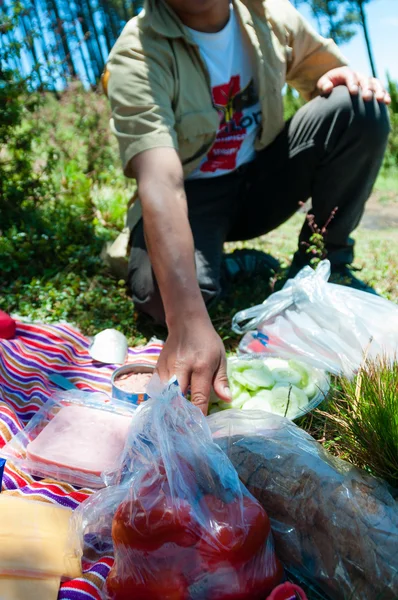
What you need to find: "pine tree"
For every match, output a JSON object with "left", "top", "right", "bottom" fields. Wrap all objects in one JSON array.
[
  {"left": 298, "top": 0, "right": 378, "bottom": 77},
  {"left": 297, "top": 0, "right": 359, "bottom": 44},
  {"left": 350, "top": 0, "right": 377, "bottom": 77}
]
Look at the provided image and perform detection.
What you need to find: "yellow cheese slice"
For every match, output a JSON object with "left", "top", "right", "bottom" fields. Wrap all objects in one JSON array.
[
  {"left": 0, "top": 495, "right": 81, "bottom": 579},
  {"left": 0, "top": 576, "right": 60, "bottom": 600}
]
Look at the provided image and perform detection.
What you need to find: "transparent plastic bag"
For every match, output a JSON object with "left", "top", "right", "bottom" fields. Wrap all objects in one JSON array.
[
  {"left": 1, "top": 390, "right": 136, "bottom": 489},
  {"left": 208, "top": 409, "right": 398, "bottom": 600},
  {"left": 72, "top": 377, "right": 284, "bottom": 600},
  {"left": 232, "top": 260, "right": 398, "bottom": 377}
]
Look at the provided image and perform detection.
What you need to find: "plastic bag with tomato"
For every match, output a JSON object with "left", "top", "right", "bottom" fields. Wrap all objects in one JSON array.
[{"left": 73, "top": 376, "right": 284, "bottom": 600}]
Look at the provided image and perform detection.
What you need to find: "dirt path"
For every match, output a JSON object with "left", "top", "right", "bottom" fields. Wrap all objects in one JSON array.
[{"left": 361, "top": 188, "right": 398, "bottom": 230}]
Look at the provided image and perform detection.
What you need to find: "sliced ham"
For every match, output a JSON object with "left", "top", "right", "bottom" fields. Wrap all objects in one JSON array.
[{"left": 27, "top": 405, "right": 132, "bottom": 476}]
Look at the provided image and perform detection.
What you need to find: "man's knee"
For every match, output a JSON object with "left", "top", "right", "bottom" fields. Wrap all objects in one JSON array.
[
  {"left": 325, "top": 85, "right": 390, "bottom": 147},
  {"left": 128, "top": 250, "right": 221, "bottom": 325},
  {"left": 128, "top": 246, "right": 166, "bottom": 325}
]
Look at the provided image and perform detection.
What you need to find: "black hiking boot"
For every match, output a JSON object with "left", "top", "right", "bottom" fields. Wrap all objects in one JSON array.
[
  {"left": 221, "top": 249, "right": 280, "bottom": 285},
  {"left": 287, "top": 250, "right": 378, "bottom": 295}
]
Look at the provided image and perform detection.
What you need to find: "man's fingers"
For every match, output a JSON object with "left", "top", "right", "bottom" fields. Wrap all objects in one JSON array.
[
  {"left": 190, "top": 370, "right": 212, "bottom": 415},
  {"left": 155, "top": 352, "right": 190, "bottom": 394},
  {"left": 174, "top": 365, "right": 191, "bottom": 397},
  {"left": 317, "top": 75, "right": 334, "bottom": 94},
  {"left": 213, "top": 355, "right": 232, "bottom": 403},
  {"left": 154, "top": 355, "right": 170, "bottom": 384},
  {"left": 370, "top": 77, "right": 385, "bottom": 101},
  {"left": 343, "top": 70, "right": 360, "bottom": 94},
  {"left": 368, "top": 78, "right": 391, "bottom": 104},
  {"left": 358, "top": 75, "right": 373, "bottom": 101},
  {"left": 317, "top": 69, "right": 359, "bottom": 95}
]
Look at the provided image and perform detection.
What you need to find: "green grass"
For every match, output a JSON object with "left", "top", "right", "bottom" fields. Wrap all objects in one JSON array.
[
  {"left": 319, "top": 357, "right": 398, "bottom": 488},
  {"left": 3, "top": 200, "right": 397, "bottom": 344}
]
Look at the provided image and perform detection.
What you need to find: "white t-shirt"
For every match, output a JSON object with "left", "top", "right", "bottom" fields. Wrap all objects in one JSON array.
[{"left": 187, "top": 4, "right": 262, "bottom": 179}]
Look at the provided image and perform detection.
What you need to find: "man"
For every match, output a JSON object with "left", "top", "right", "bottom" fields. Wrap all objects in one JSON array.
[{"left": 105, "top": 0, "right": 391, "bottom": 414}]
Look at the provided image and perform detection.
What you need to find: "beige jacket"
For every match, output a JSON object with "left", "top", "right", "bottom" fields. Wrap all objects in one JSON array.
[
  {"left": 106, "top": 0, "right": 347, "bottom": 231},
  {"left": 107, "top": 0, "right": 347, "bottom": 178}
]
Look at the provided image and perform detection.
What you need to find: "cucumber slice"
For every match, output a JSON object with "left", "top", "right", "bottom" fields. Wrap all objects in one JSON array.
[
  {"left": 288, "top": 359, "right": 311, "bottom": 388},
  {"left": 231, "top": 359, "right": 266, "bottom": 372},
  {"left": 230, "top": 379, "right": 244, "bottom": 399},
  {"left": 271, "top": 367, "right": 302, "bottom": 386},
  {"left": 250, "top": 389, "right": 274, "bottom": 406},
  {"left": 241, "top": 367, "right": 274, "bottom": 389},
  {"left": 303, "top": 381, "right": 317, "bottom": 399},
  {"left": 219, "top": 391, "right": 251, "bottom": 410},
  {"left": 242, "top": 397, "right": 273, "bottom": 413},
  {"left": 271, "top": 384, "right": 309, "bottom": 418},
  {"left": 263, "top": 358, "right": 290, "bottom": 370},
  {"left": 231, "top": 370, "right": 259, "bottom": 390},
  {"left": 304, "top": 373, "right": 329, "bottom": 400}
]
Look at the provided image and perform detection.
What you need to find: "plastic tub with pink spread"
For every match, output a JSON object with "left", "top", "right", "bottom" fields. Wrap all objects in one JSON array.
[{"left": 111, "top": 363, "right": 155, "bottom": 405}]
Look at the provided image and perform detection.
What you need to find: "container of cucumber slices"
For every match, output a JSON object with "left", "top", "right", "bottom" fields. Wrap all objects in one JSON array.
[{"left": 209, "top": 356, "right": 330, "bottom": 421}]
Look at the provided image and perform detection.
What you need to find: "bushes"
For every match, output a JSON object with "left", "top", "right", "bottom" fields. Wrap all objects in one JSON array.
[
  {"left": 0, "top": 9, "right": 133, "bottom": 287},
  {"left": 383, "top": 77, "right": 398, "bottom": 171}
]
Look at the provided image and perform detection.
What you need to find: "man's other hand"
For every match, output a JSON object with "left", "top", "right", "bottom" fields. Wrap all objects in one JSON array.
[
  {"left": 317, "top": 67, "right": 391, "bottom": 104},
  {"left": 155, "top": 316, "right": 232, "bottom": 415}
]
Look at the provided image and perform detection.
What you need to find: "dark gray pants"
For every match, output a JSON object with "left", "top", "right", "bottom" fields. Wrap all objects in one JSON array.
[{"left": 129, "top": 87, "right": 390, "bottom": 324}]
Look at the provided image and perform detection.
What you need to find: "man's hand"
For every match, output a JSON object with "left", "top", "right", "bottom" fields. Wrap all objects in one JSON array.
[
  {"left": 131, "top": 147, "right": 232, "bottom": 416},
  {"left": 317, "top": 67, "right": 391, "bottom": 104},
  {"left": 155, "top": 316, "right": 231, "bottom": 415}
]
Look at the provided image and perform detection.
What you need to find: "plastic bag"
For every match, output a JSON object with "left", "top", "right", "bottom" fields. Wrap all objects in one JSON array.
[
  {"left": 232, "top": 260, "right": 398, "bottom": 377},
  {"left": 1, "top": 390, "right": 136, "bottom": 489},
  {"left": 72, "top": 377, "right": 283, "bottom": 600},
  {"left": 208, "top": 409, "right": 398, "bottom": 600}
]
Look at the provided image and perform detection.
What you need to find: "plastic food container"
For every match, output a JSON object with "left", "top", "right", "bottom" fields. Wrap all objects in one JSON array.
[
  {"left": 224, "top": 356, "right": 330, "bottom": 421},
  {"left": 111, "top": 363, "right": 155, "bottom": 405}
]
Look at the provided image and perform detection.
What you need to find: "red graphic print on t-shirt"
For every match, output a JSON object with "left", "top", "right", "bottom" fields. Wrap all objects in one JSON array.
[{"left": 200, "top": 74, "right": 259, "bottom": 173}]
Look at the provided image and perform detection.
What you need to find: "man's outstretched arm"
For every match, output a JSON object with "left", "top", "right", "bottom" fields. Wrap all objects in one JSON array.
[{"left": 131, "top": 147, "right": 232, "bottom": 414}]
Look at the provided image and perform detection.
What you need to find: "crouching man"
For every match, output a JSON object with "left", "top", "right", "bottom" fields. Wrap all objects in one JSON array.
[{"left": 105, "top": 0, "right": 390, "bottom": 413}]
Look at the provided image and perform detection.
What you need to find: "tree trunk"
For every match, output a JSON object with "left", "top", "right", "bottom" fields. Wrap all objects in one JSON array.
[
  {"left": 85, "top": 0, "right": 107, "bottom": 68},
  {"left": 70, "top": 4, "right": 92, "bottom": 85},
  {"left": 357, "top": 0, "right": 377, "bottom": 78},
  {"left": 30, "top": 0, "right": 57, "bottom": 88},
  {"left": 50, "top": 0, "right": 77, "bottom": 77},
  {"left": 97, "top": 0, "right": 116, "bottom": 52},
  {"left": 24, "top": 11, "right": 47, "bottom": 86},
  {"left": 46, "top": 0, "right": 69, "bottom": 82}
]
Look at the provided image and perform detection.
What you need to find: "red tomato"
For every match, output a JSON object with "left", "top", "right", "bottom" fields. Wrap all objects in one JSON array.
[
  {"left": 198, "top": 494, "right": 270, "bottom": 568},
  {"left": 266, "top": 582, "right": 308, "bottom": 600},
  {"left": 244, "top": 550, "right": 285, "bottom": 599},
  {"left": 106, "top": 568, "right": 189, "bottom": 600},
  {"left": 112, "top": 493, "right": 200, "bottom": 551}
]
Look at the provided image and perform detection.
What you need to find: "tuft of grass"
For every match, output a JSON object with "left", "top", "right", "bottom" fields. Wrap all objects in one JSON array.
[{"left": 319, "top": 356, "right": 398, "bottom": 488}]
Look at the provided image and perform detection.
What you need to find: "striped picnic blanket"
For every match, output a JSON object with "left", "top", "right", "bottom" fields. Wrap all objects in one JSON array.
[{"left": 0, "top": 321, "right": 163, "bottom": 599}]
